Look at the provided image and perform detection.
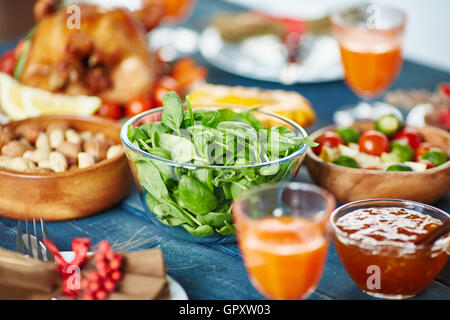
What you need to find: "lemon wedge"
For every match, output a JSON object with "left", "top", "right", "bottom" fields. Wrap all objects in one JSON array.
[{"left": 0, "top": 72, "right": 101, "bottom": 120}]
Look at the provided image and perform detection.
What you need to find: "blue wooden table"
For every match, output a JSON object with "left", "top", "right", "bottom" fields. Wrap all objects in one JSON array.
[{"left": 0, "top": 0, "right": 449, "bottom": 300}]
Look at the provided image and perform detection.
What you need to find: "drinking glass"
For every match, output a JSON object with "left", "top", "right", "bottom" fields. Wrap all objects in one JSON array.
[
  {"left": 233, "top": 182, "right": 336, "bottom": 300},
  {"left": 331, "top": 4, "right": 407, "bottom": 126},
  {"left": 158, "top": 0, "right": 197, "bottom": 24}
]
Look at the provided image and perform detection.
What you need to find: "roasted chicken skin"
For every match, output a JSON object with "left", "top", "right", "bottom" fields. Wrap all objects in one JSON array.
[{"left": 20, "top": 1, "right": 165, "bottom": 103}]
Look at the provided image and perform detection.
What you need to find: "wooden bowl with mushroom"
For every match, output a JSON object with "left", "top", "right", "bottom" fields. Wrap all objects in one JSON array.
[
  {"left": 306, "top": 121, "right": 450, "bottom": 204},
  {"left": 0, "top": 115, "right": 133, "bottom": 221}
]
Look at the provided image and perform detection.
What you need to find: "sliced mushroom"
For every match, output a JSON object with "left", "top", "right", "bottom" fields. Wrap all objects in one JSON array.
[
  {"left": 23, "top": 149, "right": 50, "bottom": 163},
  {"left": 106, "top": 145, "right": 123, "bottom": 159},
  {"left": 0, "top": 157, "right": 36, "bottom": 172},
  {"left": 77, "top": 152, "right": 95, "bottom": 169},
  {"left": 65, "top": 129, "right": 82, "bottom": 145},
  {"left": 49, "top": 152, "right": 68, "bottom": 172},
  {"left": 36, "top": 132, "right": 50, "bottom": 152},
  {"left": 80, "top": 131, "right": 93, "bottom": 141},
  {"left": 15, "top": 123, "right": 42, "bottom": 144},
  {"left": 56, "top": 141, "right": 81, "bottom": 165},
  {"left": 49, "top": 129, "right": 65, "bottom": 149},
  {"left": 1, "top": 140, "right": 32, "bottom": 157},
  {"left": 83, "top": 137, "right": 109, "bottom": 162}
]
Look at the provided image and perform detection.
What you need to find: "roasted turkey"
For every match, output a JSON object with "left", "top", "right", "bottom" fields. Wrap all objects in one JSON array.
[{"left": 19, "top": 0, "right": 166, "bottom": 103}]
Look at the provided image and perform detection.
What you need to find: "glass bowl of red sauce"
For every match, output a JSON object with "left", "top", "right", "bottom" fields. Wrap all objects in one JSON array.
[{"left": 330, "top": 199, "right": 449, "bottom": 299}]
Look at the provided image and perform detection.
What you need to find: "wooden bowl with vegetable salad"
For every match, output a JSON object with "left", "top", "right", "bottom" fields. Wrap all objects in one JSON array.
[
  {"left": 306, "top": 117, "right": 450, "bottom": 204},
  {"left": 0, "top": 115, "right": 133, "bottom": 221}
]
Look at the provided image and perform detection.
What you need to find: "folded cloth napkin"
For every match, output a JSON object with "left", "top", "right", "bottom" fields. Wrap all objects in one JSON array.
[
  {"left": 0, "top": 247, "right": 60, "bottom": 299},
  {"left": 0, "top": 247, "right": 168, "bottom": 300}
]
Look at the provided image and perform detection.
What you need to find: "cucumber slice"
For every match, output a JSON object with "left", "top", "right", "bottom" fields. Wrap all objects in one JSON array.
[
  {"left": 381, "top": 152, "right": 401, "bottom": 163},
  {"left": 386, "top": 164, "right": 413, "bottom": 172},
  {"left": 375, "top": 114, "right": 402, "bottom": 137},
  {"left": 332, "top": 155, "right": 358, "bottom": 168}
]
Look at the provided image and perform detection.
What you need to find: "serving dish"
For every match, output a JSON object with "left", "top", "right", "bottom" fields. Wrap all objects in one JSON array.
[
  {"left": 330, "top": 199, "right": 450, "bottom": 299},
  {"left": 121, "top": 103, "right": 309, "bottom": 243},
  {"left": 0, "top": 115, "right": 133, "bottom": 221},
  {"left": 199, "top": 25, "right": 343, "bottom": 84},
  {"left": 305, "top": 121, "right": 450, "bottom": 204}
]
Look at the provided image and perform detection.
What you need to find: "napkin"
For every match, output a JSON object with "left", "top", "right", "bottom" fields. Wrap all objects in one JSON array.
[
  {"left": 0, "top": 247, "right": 60, "bottom": 299},
  {"left": 0, "top": 247, "right": 168, "bottom": 300}
]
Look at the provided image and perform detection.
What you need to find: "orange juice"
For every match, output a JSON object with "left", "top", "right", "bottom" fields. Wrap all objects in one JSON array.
[
  {"left": 237, "top": 216, "right": 329, "bottom": 300},
  {"left": 156, "top": 0, "right": 196, "bottom": 22},
  {"left": 331, "top": 7, "right": 406, "bottom": 99},
  {"left": 339, "top": 45, "right": 402, "bottom": 98}
]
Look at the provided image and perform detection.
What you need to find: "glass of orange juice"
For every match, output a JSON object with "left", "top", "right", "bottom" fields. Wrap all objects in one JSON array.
[
  {"left": 233, "top": 182, "right": 336, "bottom": 300},
  {"left": 330, "top": 4, "right": 407, "bottom": 126},
  {"left": 158, "top": 0, "right": 197, "bottom": 24}
]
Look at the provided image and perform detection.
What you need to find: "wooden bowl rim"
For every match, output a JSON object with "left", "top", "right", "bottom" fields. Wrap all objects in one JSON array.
[
  {"left": 0, "top": 115, "right": 126, "bottom": 179},
  {"left": 306, "top": 121, "right": 450, "bottom": 176}
]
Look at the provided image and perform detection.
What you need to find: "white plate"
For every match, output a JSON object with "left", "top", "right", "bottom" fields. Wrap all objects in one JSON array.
[
  {"left": 198, "top": 26, "right": 343, "bottom": 84},
  {"left": 60, "top": 251, "right": 188, "bottom": 300}
]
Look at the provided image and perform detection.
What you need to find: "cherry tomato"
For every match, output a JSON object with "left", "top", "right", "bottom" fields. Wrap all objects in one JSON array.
[
  {"left": 415, "top": 142, "right": 432, "bottom": 161},
  {"left": 313, "top": 131, "right": 345, "bottom": 155},
  {"left": 171, "top": 57, "right": 196, "bottom": 75},
  {"left": 359, "top": 130, "right": 389, "bottom": 156},
  {"left": 171, "top": 58, "right": 207, "bottom": 88},
  {"left": 125, "top": 95, "right": 153, "bottom": 118},
  {"left": 437, "top": 106, "right": 450, "bottom": 128},
  {"left": 96, "top": 101, "right": 123, "bottom": 120},
  {"left": 152, "top": 76, "right": 182, "bottom": 107},
  {"left": 439, "top": 82, "right": 450, "bottom": 98},
  {"left": 0, "top": 50, "right": 16, "bottom": 75},
  {"left": 393, "top": 127, "right": 423, "bottom": 149}
]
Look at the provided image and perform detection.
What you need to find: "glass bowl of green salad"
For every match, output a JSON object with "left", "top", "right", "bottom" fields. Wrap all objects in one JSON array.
[{"left": 120, "top": 92, "right": 314, "bottom": 243}]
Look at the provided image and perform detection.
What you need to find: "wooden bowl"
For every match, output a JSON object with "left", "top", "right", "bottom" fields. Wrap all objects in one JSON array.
[
  {"left": 306, "top": 122, "right": 450, "bottom": 204},
  {"left": 0, "top": 115, "right": 133, "bottom": 221}
]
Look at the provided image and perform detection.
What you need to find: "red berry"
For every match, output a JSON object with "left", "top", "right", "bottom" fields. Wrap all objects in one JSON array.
[
  {"left": 110, "top": 270, "right": 122, "bottom": 282},
  {"left": 94, "top": 251, "right": 106, "bottom": 263},
  {"left": 82, "top": 293, "right": 95, "bottom": 300},
  {"left": 95, "top": 289, "right": 108, "bottom": 300},
  {"left": 81, "top": 278, "right": 89, "bottom": 290},
  {"left": 109, "top": 256, "right": 123, "bottom": 270},
  {"left": 96, "top": 260, "right": 107, "bottom": 271},
  {"left": 98, "top": 241, "right": 111, "bottom": 253},
  {"left": 103, "top": 279, "right": 116, "bottom": 292},
  {"left": 89, "top": 281, "right": 102, "bottom": 292},
  {"left": 105, "top": 248, "right": 115, "bottom": 261},
  {"left": 88, "top": 271, "right": 100, "bottom": 282},
  {"left": 97, "top": 263, "right": 111, "bottom": 278}
]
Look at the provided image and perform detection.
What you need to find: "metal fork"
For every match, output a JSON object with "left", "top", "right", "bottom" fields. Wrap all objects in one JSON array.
[{"left": 16, "top": 218, "right": 53, "bottom": 262}]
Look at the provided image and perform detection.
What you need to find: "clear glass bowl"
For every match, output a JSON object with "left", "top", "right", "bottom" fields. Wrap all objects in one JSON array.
[
  {"left": 120, "top": 104, "right": 309, "bottom": 243},
  {"left": 330, "top": 199, "right": 450, "bottom": 299}
]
